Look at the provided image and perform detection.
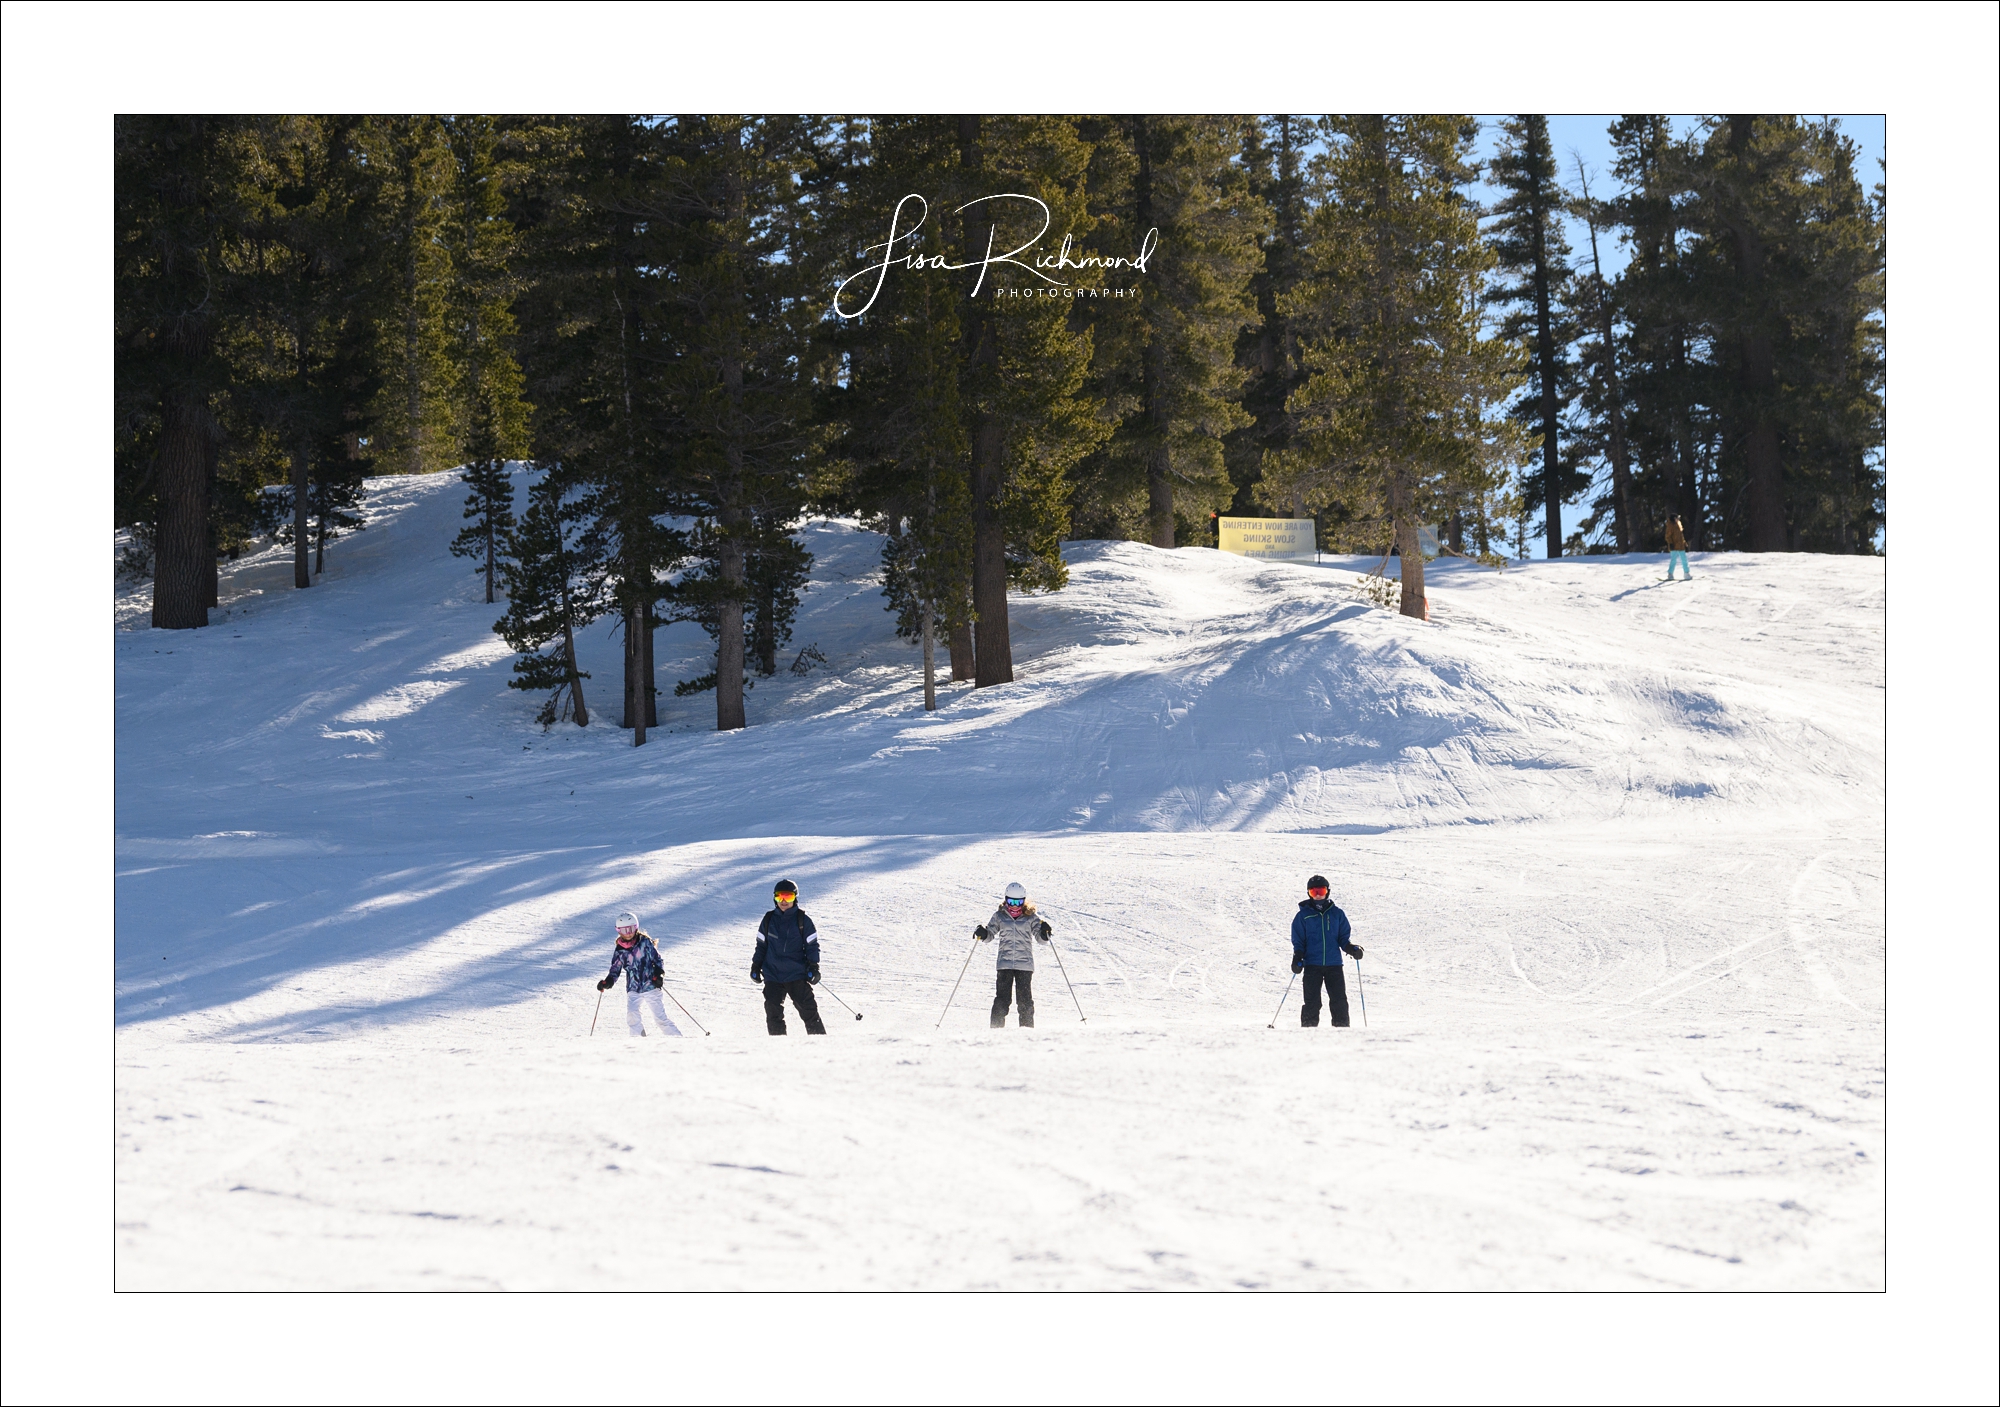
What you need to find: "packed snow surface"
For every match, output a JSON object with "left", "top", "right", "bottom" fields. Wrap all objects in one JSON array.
[{"left": 115, "top": 469, "right": 1884, "bottom": 1290}]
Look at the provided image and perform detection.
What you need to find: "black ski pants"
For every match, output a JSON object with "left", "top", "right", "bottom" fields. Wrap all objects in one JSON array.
[
  {"left": 764, "top": 979, "right": 827, "bottom": 1035},
  {"left": 1300, "top": 964, "right": 1349, "bottom": 1028},
  {"left": 991, "top": 969, "right": 1034, "bottom": 1028}
]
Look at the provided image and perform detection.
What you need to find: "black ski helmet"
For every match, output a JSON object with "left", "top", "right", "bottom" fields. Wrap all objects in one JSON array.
[
  {"left": 774, "top": 879, "right": 799, "bottom": 899},
  {"left": 1306, "top": 874, "right": 1330, "bottom": 893}
]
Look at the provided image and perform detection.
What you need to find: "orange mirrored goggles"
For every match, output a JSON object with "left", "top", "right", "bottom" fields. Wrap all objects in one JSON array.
[{"left": 1307, "top": 886, "right": 1329, "bottom": 898}]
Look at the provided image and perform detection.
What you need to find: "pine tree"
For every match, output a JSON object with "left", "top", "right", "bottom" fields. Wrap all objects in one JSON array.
[
  {"left": 1486, "top": 115, "right": 1585, "bottom": 556},
  {"left": 364, "top": 116, "right": 458, "bottom": 477},
  {"left": 115, "top": 115, "right": 241, "bottom": 629},
  {"left": 1071, "top": 115, "right": 1263, "bottom": 547},
  {"left": 443, "top": 115, "right": 531, "bottom": 604},
  {"left": 495, "top": 461, "right": 603, "bottom": 727},
  {"left": 507, "top": 115, "right": 677, "bottom": 741},
  {"left": 1565, "top": 156, "right": 1634, "bottom": 551},
  {"left": 815, "top": 116, "right": 978, "bottom": 695},
  {"left": 1266, "top": 116, "right": 1521, "bottom": 618},
  {"left": 233, "top": 115, "right": 388, "bottom": 589},
  {"left": 1609, "top": 115, "right": 1711, "bottom": 548},
  {"left": 642, "top": 115, "right": 818, "bottom": 730},
  {"left": 953, "top": 115, "right": 1111, "bottom": 685},
  {"left": 1683, "top": 115, "right": 1884, "bottom": 551},
  {"left": 1223, "top": 115, "right": 1312, "bottom": 519}
]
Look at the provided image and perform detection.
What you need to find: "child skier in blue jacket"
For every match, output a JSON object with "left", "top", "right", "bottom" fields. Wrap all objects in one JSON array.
[
  {"left": 597, "top": 911, "right": 681, "bottom": 1037},
  {"left": 1290, "top": 875, "right": 1363, "bottom": 1028}
]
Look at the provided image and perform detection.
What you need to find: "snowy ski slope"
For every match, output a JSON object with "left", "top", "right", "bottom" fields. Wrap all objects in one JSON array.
[{"left": 114, "top": 468, "right": 1885, "bottom": 1290}]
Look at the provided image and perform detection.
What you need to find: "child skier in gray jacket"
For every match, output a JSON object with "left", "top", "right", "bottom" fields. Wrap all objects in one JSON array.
[{"left": 976, "top": 882, "right": 1050, "bottom": 1028}]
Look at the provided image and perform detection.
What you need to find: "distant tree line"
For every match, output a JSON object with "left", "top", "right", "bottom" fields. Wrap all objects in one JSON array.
[{"left": 115, "top": 114, "right": 1885, "bottom": 732}]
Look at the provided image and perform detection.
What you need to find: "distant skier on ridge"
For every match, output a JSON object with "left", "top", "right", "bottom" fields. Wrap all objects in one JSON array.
[
  {"left": 1664, "top": 515, "right": 1693, "bottom": 581},
  {"left": 752, "top": 879, "right": 827, "bottom": 1035},
  {"left": 596, "top": 911, "right": 683, "bottom": 1037},
  {"left": 976, "top": 882, "right": 1051, "bottom": 1028},
  {"left": 1291, "top": 875, "right": 1363, "bottom": 1028}
]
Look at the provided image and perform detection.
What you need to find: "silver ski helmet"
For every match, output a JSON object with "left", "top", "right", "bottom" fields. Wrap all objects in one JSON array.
[
  {"left": 615, "top": 910, "right": 640, "bottom": 936},
  {"left": 1003, "top": 882, "right": 1027, "bottom": 909}
]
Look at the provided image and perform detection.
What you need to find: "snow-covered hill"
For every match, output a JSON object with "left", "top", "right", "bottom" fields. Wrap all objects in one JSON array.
[{"left": 114, "top": 468, "right": 1885, "bottom": 1290}]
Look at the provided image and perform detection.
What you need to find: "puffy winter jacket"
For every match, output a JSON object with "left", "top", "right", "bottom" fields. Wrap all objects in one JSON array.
[
  {"left": 981, "top": 903, "right": 1048, "bottom": 971},
  {"left": 1664, "top": 519, "right": 1687, "bottom": 551},
  {"left": 754, "top": 906, "right": 820, "bottom": 983},
  {"left": 1291, "top": 900, "right": 1358, "bottom": 967},
  {"left": 603, "top": 934, "right": 665, "bottom": 991}
]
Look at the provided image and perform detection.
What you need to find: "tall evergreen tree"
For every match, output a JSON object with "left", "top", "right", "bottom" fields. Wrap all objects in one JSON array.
[
  {"left": 1267, "top": 115, "right": 1521, "bottom": 619},
  {"left": 443, "top": 115, "right": 532, "bottom": 604},
  {"left": 1071, "top": 115, "right": 1264, "bottom": 547},
  {"left": 1486, "top": 115, "right": 1584, "bottom": 555},
  {"left": 815, "top": 117, "right": 980, "bottom": 692},
  {"left": 115, "top": 115, "right": 243, "bottom": 629},
  {"left": 233, "top": 115, "right": 388, "bottom": 589},
  {"left": 1567, "top": 157, "right": 1634, "bottom": 551},
  {"left": 642, "top": 115, "right": 817, "bottom": 730},
  {"left": 1609, "top": 115, "right": 1711, "bottom": 547},
  {"left": 496, "top": 461, "right": 604, "bottom": 726},
  {"left": 1223, "top": 114, "right": 1312, "bottom": 519},
  {"left": 1683, "top": 115, "right": 1884, "bottom": 551},
  {"left": 364, "top": 115, "right": 458, "bottom": 477},
  {"left": 952, "top": 115, "right": 1111, "bottom": 686}
]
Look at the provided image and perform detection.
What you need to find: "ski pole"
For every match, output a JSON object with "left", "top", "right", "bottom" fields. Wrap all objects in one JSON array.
[
  {"left": 1267, "top": 970, "right": 1298, "bottom": 1028},
  {"left": 1044, "top": 936, "right": 1087, "bottom": 1023},
  {"left": 590, "top": 984, "right": 605, "bottom": 1036},
  {"left": 1352, "top": 959, "right": 1367, "bottom": 1028},
  {"left": 937, "top": 935, "right": 981, "bottom": 1027},
  {"left": 659, "top": 979, "right": 710, "bottom": 1036},
  {"left": 817, "top": 981, "right": 864, "bottom": 1021}
]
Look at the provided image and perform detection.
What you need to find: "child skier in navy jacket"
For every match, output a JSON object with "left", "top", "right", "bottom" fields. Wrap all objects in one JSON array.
[
  {"left": 752, "top": 880, "right": 826, "bottom": 1035},
  {"left": 597, "top": 911, "right": 681, "bottom": 1037},
  {"left": 1290, "top": 874, "right": 1363, "bottom": 1027}
]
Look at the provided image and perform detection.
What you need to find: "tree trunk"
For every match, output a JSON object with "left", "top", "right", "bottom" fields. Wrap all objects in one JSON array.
[
  {"left": 958, "top": 115, "right": 1013, "bottom": 688},
  {"left": 1135, "top": 118, "right": 1176, "bottom": 550},
  {"left": 1394, "top": 511, "right": 1427, "bottom": 620},
  {"left": 150, "top": 393, "right": 211, "bottom": 629},
  {"left": 716, "top": 515, "right": 748, "bottom": 731},
  {"left": 291, "top": 443, "right": 311, "bottom": 589},
  {"left": 315, "top": 511, "right": 326, "bottom": 576},
  {"left": 560, "top": 614, "right": 589, "bottom": 727},
  {"left": 1530, "top": 185, "right": 1562, "bottom": 558},
  {"left": 484, "top": 504, "right": 496, "bottom": 604},
  {"left": 623, "top": 600, "right": 646, "bottom": 743},
  {"left": 922, "top": 602, "right": 937, "bottom": 711},
  {"left": 643, "top": 597, "right": 658, "bottom": 728},
  {"left": 1739, "top": 334, "right": 1787, "bottom": 550},
  {"left": 948, "top": 622, "right": 975, "bottom": 681}
]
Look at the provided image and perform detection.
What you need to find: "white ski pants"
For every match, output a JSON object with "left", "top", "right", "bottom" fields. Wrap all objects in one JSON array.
[{"left": 627, "top": 987, "right": 682, "bottom": 1037}]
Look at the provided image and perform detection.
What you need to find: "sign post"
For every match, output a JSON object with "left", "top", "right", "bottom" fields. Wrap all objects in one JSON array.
[{"left": 1217, "top": 517, "right": 1317, "bottom": 562}]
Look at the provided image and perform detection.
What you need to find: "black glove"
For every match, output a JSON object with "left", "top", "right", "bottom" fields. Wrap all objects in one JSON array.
[
  {"left": 652, "top": 974, "right": 664, "bottom": 988},
  {"left": 1037, "top": 920, "right": 1051, "bottom": 939},
  {"left": 750, "top": 966, "right": 763, "bottom": 984},
  {"left": 808, "top": 967, "right": 821, "bottom": 985},
  {"left": 1348, "top": 945, "right": 1364, "bottom": 961},
  {"left": 596, "top": 978, "right": 611, "bottom": 992},
  {"left": 974, "top": 925, "right": 990, "bottom": 940},
  {"left": 1291, "top": 958, "right": 1304, "bottom": 974}
]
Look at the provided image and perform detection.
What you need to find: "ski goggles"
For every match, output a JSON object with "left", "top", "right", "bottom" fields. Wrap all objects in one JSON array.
[
  {"left": 1307, "top": 886, "right": 1329, "bottom": 899},
  {"left": 1003, "top": 898, "right": 1026, "bottom": 909},
  {"left": 774, "top": 890, "right": 798, "bottom": 902}
]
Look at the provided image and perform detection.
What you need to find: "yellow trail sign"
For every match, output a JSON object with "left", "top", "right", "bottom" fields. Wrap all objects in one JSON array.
[{"left": 1217, "top": 517, "right": 1316, "bottom": 561}]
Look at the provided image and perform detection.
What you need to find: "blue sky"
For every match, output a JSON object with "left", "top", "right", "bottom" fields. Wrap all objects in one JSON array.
[{"left": 1466, "top": 115, "right": 1886, "bottom": 556}]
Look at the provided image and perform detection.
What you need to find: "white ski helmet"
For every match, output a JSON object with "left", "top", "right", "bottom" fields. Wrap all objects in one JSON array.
[
  {"left": 615, "top": 910, "right": 640, "bottom": 932},
  {"left": 1003, "top": 882, "right": 1027, "bottom": 904}
]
